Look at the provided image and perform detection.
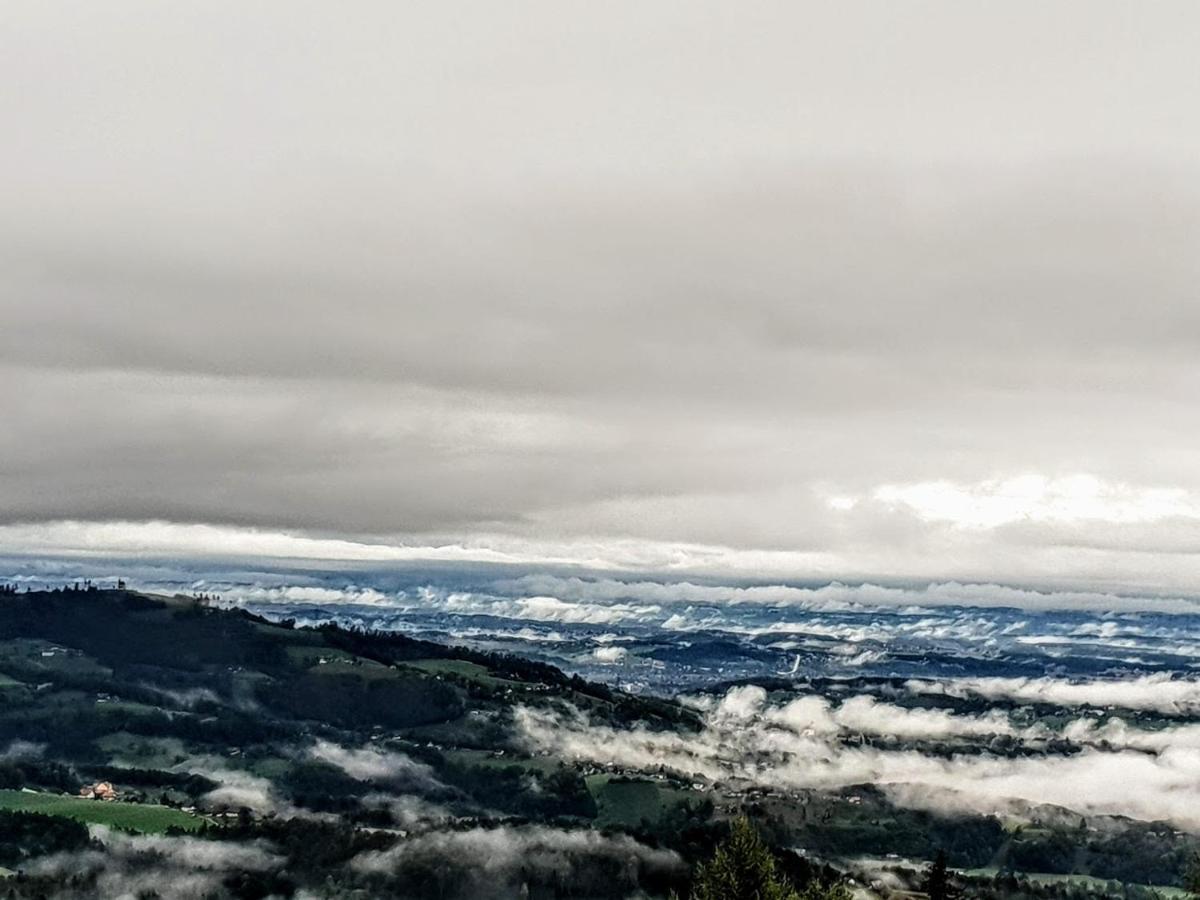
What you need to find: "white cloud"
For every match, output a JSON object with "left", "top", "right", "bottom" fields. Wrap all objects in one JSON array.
[
  {"left": 435, "top": 592, "right": 662, "bottom": 626},
  {"left": 907, "top": 673, "right": 1200, "bottom": 716},
  {"left": 709, "top": 686, "right": 1028, "bottom": 741},
  {"left": 591, "top": 646, "right": 628, "bottom": 664},
  {"left": 500, "top": 574, "right": 1200, "bottom": 616},
  {"left": 871, "top": 474, "right": 1200, "bottom": 529},
  {"left": 11, "top": 520, "right": 1200, "bottom": 607},
  {"left": 516, "top": 688, "right": 1200, "bottom": 830},
  {"left": 309, "top": 740, "right": 443, "bottom": 790},
  {"left": 186, "top": 757, "right": 302, "bottom": 818}
]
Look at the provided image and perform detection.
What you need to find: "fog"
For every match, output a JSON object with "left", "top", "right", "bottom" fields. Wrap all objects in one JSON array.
[
  {"left": 27, "top": 827, "right": 281, "bottom": 900},
  {"left": 352, "top": 823, "right": 684, "bottom": 900},
  {"left": 517, "top": 685, "right": 1200, "bottom": 830},
  {"left": 906, "top": 673, "right": 1200, "bottom": 716}
]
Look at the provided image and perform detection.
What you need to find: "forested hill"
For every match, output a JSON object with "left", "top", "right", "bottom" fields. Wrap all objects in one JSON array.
[
  {"left": 0, "top": 586, "right": 714, "bottom": 896},
  {"left": 0, "top": 585, "right": 693, "bottom": 741}
]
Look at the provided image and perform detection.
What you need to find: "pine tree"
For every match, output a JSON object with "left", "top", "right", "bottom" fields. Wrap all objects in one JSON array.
[
  {"left": 924, "top": 849, "right": 957, "bottom": 900},
  {"left": 684, "top": 817, "right": 853, "bottom": 900},
  {"left": 690, "top": 817, "right": 800, "bottom": 900},
  {"left": 1185, "top": 851, "right": 1200, "bottom": 900}
]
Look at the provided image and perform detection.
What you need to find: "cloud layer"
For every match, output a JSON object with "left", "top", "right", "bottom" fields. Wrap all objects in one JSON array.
[
  {"left": 906, "top": 673, "right": 1200, "bottom": 716},
  {"left": 4, "top": 4, "right": 1200, "bottom": 592},
  {"left": 517, "top": 684, "right": 1200, "bottom": 830}
]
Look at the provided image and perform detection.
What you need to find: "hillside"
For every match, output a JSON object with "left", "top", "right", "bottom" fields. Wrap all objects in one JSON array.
[
  {"left": 0, "top": 587, "right": 1194, "bottom": 899},
  {"left": 0, "top": 587, "right": 714, "bottom": 897}
]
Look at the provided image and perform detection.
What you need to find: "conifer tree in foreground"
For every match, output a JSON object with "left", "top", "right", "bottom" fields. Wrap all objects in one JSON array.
[
  {"left": 1186, "top": 851, "right": 1200, "bottom": 900},
  {"left": 688, "top": 817, "right": 851, "bottom": 900},
  {"left": 924, "top": 849, "right": 958, "bottom": 900}
]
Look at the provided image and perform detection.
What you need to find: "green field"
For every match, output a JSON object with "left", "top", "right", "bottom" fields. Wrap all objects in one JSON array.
[
  {"left": 285, "top": 645, "right": 359, "bottom": 666},
  {"left": 446, "top": 748, "right": 563, "bottom": 774},
  {"left": 402, "top": 658, "right": 515, "bottom": 686},
  {"left": 586, "top": 775, "right": 692, "bottom": 827},
  {"left": 0, "top": 639, "right": 111, "bottom": 678},
  {"left": 286, "top": 646, "right": 400, "bottom": 679},
  {"left": 94, "top": 699, "right": 167, "bottom": 716},
  {"left": 0, "top": 790, "right": 208, "bottom": 833}
]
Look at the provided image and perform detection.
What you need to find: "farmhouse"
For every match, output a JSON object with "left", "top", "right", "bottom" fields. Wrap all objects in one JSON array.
[{"left": 79, "top": 781, "right": 117, "bottom": 801}]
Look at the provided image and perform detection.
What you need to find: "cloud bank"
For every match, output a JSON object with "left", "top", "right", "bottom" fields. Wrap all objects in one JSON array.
[
  {"left": 517, "top": 685, "right": 1200, "bottom": 830},
  {"left": 906, "top": 674, "right": 1200, "bottom": 716},
  {"left": 4, "top": 4, "right": 1200, "bottom": 594}
]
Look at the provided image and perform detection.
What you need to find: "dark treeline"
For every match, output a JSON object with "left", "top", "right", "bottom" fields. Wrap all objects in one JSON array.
[
  {"left": 0, "top": 588, "right": 688, "bottom": 731},
  {"left": 0, "top": 811, "right": 90, "bottom": 869},
  {"left": 315, "top": 622, "right": 699, "bottom": 730}
]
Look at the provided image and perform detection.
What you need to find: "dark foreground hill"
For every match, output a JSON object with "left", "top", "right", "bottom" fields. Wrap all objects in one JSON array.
[
  {"left": 0, "top": 587, "right": 718, "bottom": 898},
  {"left": 0, "top": 587, "right": 692, "bottom": 740}
]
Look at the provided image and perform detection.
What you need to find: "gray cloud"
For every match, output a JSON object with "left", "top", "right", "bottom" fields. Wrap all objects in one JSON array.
[{"left": 3, "top": 3, "right": 1200, "bottom": 591}]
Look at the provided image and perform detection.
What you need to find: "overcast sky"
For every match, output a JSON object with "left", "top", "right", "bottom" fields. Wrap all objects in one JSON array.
[{"left": 3, "top": 2, "right": 1200, "bottom": 594}]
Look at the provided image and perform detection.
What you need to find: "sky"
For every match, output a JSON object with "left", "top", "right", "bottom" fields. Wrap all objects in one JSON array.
[{"left": 3, "top": 2, "right": 1200, "bottom": 596}]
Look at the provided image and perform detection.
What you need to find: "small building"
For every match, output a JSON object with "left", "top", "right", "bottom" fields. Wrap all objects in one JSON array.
[{"left": 80, "top": 781, "right": 117, "bottom": 801}]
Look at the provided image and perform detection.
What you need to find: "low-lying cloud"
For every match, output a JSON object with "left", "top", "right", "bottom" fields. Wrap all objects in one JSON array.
[
  {"left": 497, "top": 574, "right": 1200, "bottom": 616},
  {"left": 27, "top": 827, "right": 281, "bottom": 900},
  {"left": 352, "top": 824, "right": 683, "bottom": 900},
  {"left": 185, "top": 757, "right": 301, "bottom": 819},
  {"left": 591, "top": 646, "right": 628, "bottom": 664},
  {"left": 517, "top": 686, "right": 1200, "bottom": 830},
  {"left": 906, "top": 673, "right": 1200, "bottom": 715},
  {"left": 309, "top": 740, "right": 443, "bottom": 791}
]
